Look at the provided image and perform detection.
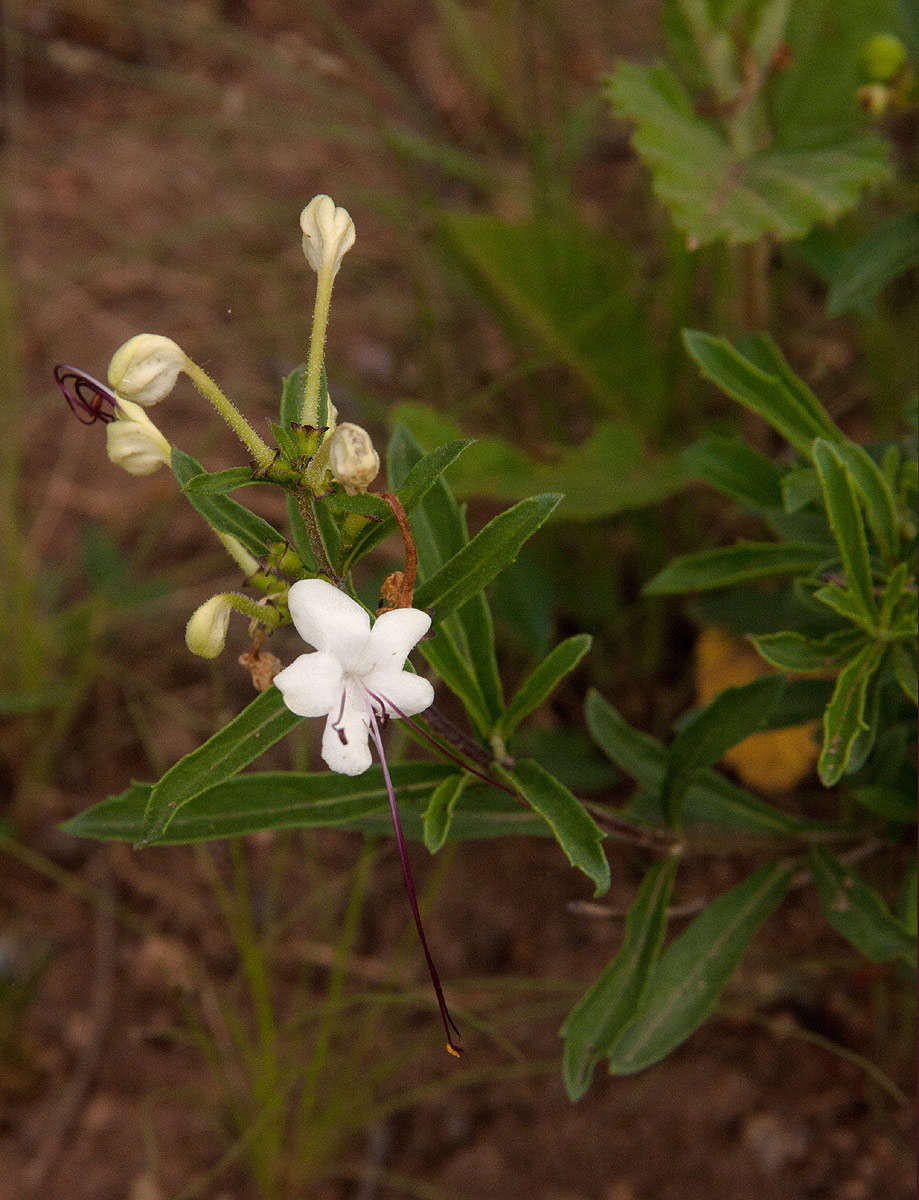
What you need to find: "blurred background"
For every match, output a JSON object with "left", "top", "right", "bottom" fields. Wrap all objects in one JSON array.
[{"left": 0, "top": 1, "right": 915, "bottom": 1197}]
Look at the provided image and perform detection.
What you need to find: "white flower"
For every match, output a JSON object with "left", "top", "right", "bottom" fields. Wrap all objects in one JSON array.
[
  {"left": 274, "top": 578, "right": 434, "bottom": 775},
  {"left": 299, "top": 195, "right": 356, "bottom": 278},
  {"left": 108, "top": 334, "right": 187, "bottom": 406},
  {"left": 106, "top": 397, "right": 171, "bottom": 474},
  {"left": 328, "top": 422, "right": 380, "bottom": 494}
]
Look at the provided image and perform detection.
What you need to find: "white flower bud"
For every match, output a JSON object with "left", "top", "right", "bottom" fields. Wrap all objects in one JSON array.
[
  {"left": 106, "top": 398, "right": 171, "bottom": 475},
  {"left": 108, "top": 334, "right": 187, "bottom": 406},
  {"left": 299, "top": 195, "right": 355, "bottom": 278},
  {"left": 185, "top": 594, "right": 233, "bottom": 659},
  {"left": 328, "top": 422, "right": 380, "bottom": 495}
]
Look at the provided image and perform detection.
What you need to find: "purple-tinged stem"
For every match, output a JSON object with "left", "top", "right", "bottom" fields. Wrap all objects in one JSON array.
[{"left": 366, "top": 705, "right": 462, "bottom": 1058}]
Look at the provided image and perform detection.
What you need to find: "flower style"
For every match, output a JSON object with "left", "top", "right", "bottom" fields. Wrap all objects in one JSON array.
[{"left": 274, "top": 578, "right": 434, "bottom": 775}]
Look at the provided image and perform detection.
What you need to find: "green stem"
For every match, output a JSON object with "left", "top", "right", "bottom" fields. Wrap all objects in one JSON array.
[
  {"left": 223, "top": 592, "right": 284, "bottom": 627},
  {"left": 183, "top": 358, "right": 274, "bottom": 472},
  {"left": 301, "top": 264, "right": 335, "bottom": 427},
  {"left": 296, "top": 490, "right": 341, "bottom": 583}
]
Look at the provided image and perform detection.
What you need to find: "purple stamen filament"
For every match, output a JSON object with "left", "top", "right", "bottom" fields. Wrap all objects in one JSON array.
[{"left": 364, "top": 691, "right": 463, "bottom": 1058}]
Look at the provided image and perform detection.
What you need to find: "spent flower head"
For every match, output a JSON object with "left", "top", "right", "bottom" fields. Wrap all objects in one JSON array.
[{"left": 108, "top": 334, "right": 187, "bottom": 406}]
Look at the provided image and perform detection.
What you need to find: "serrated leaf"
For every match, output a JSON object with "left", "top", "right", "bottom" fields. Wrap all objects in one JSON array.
[
  {"left": 62, "top": 768, "right": 549, "bottom": 844},
  {"left": 683, "top": 330, "right": 840, "bottom": 453},
  {"left": 561, "top": 858, "right": 678, "bottom": 1100},
  {"left": 439, "top": 213, "right": 663, "bottom": 423},
  {"left": 585, "top": 689, "right": 828, "bottom": 835},
  {"left": 662, "top": 675, "right": 787, "bottom": 825},
  {"left": 499, "top": 759, "right": 609, "bottom": 896},
  {"left": 749, "top": 628, "right": 866, "bottom": 672},
  {"left": 137, "top": 687, "right": 303, "bottom": 846},
  {"left": 810, "top": 846, "right": 916, "bottom": 967},
  {"left": 414, "top": 494, "right": 563, "bottom": 622},
  {"left": 827, "top": 212, "right": 919, "bottom": 316},
  {"left": 644, "top": 541, "right": 830, "bottom": 594},
  {"left": 812, "top": 440, "right": 877, "bottom": 625},
  {"left": 681, "top": 434, "right": 783, "bottom": 508},
  {"left": 606, "top": 60, "right": 890, "bottom": 247},
  {"left": 183, "top": 467, "right": 259, "bottom": 496},
  {"left": 819, "top": 639, "right": 886, "bottom": 786},
  {"left": 503, "top": 635, "right": 593, "bottom": 738},
  {"left": 172, "top": 448, "right": 284, "bottom": 559},
  {"left": 606, "top": 861, "right": 793, "bottom": 1074},
  {"left": 422, "top": 772, "right": 468, "bottom": 853}
]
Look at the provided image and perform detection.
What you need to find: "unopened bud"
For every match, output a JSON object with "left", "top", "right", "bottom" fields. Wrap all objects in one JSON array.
[
  {"left": 328, "top": 422, "right": 379, "bottom": 494},
  {"left": 300, "top": 195, "right": 355, "bottom": 278},
  {"left": 108, "top": 334, "right": 187, "bottom": 406},
  {"left": 861, "top": 33, "right": 907, "bottom": 83},
  {"left": 185, "top": 594, "right": 233, "bottom": 659},
  {"left": 106, "top": 398, "right": 171, "bottom": 475}
]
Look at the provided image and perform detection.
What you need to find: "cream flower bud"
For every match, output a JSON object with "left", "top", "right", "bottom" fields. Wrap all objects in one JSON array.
[
  {"left": 300, "top": 195, "right": 355, "bottom": 277},
  {"left": 108, "top": 334, "right": 187, "bottom": 406},
  {"left": 328, "top": 422, "right": 380, "bottom": 495},
  {"left": 185, "top": 594, "right": 233, "bottom": 659},
  {"left": 106, "top": 398, "right": 171, "bottom": 475}
]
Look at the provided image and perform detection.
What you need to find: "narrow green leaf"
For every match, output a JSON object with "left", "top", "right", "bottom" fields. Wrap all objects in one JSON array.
[
  {"left": 812, "top": 583, "right": 876, "bottom": 632},
  {"left": 741, "top": 334, "right": 843, "bottom": 444},
  {"left": 819, "top": 640, "right": 885, "bottom": 786},
  {"left": 661, "top": 676, "right": 787, "bottom": 825},
  {"left": 585, "top": 690, "right": 826, "bottom": 835},
  {"left": 891, "top": 642, "right": 918, "bottom": 706},
  {"left": 644, "top": 541, "right": 831, "bottom": 594},
  {"left": 749, "top": 628, "right": 866, "bottom": 672},
  {"left": 681, "top": 434, "right": 783, "bottom": 508},
  {"left": 503, "top": 635, "right": 593, "bottom": 737},
  {"left": 781, "top": 467, "right": 821, "bottom": 514},
  {"left": 183, "top": 467, "right": 259, "bottom": 496},
  {"left": 414, "top": 494, "right": 564, "bottom": 622},
  {"left": 812, "top": 440, "right": 877, "bottom": 625},
  {"left": 62, "top": 768, "right": 548, "bottom": 844},
  {"left": 829, "top": 443, "right": 900, "bottom": 562},
  {"left": 172, "top": 448, "right": 284, "bottom": 559},
  {"left": 459, "top": 591, "right": 505, "bottom": 724},
  {"left": 280, "top": 363, "right": 307, "bottom": 427},
  {"left": 683, "top": 330, "right": 834, "bottom": 453},
  {"left": 827, "top": 212, "right": 919, "bottom": 316},
  {"left": 387, "top": 425, "right": 466, "bottom": 574},
  {"left": 137, "top": 687, "right": 303, "bottom": 846},
  {"left": 561, "top": 858, "right": 678, "bottom": 1100},
  {"left": 341, "top": 438, "right": 475, "bottom": 571},
  {"left": 810, "top": 846, "right": 917, "bottom": 967},
  {"left": 848, "top": 786, "right": 917, "bottom": 824},
  {"left": 500, "top": 759, "right": 609, "bottom": 896},
  {"left": 606, "top": 861, "right": 794, "bottom": 1075},
  {"left": 418, "top": 624, "right": 491, "bottom": 736},
  {"left": 423, "top": 773, "right": 469, "bottom": 853}
]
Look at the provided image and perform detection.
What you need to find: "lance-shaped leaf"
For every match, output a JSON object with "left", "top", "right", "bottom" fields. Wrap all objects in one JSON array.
[
  {"left": 812, "top": 439, "right": 877, "bottom": 625},
  {"left": 137, "top": 687, "right": 303, "bottom": 847},
  {"left": 681, "top": 434, "right": 784, "bottom": 509},
  {"left": 498, "top": 759, "right": 610, "bottom": 896},
  {"left": 419, "top": 625, "right": 492, "bottom": 737},
  {"left": 503, "top": 634, "right": 593, "bottom": 737},
  {"left": 810, "top": 846, "right": 917, "bottom": 967},
  {"left": 172, "top": 449, "right": 285, "bottom": 560},
  {"left": 584, "top": 690, "right": 827, "bottom": 835},
  {"left": 891, "top": 642, "right": 918, "bottom": 706},
  {"left": 827, "top": 443, "right": 900, "bottom": 562},
  {"left": 183, "top": 467, "right": 260, "bottom": 496},
  {"left": 606, "top": 861, "right": 794, "bottom": 1075},
  {"left": 683, "top": 331, "right": 839, "bottom": 453},
  {"left": 414, "top": 493, "right": 563, "bottom": 622},
  {"left": 62, "top": 769, "right": 548, "bottom": 845},
  {"left": 749, "top": 628, "right": 866, "bottom": 672},
  {"left": 827, "top": 212, "right": 919, "bottom": 316},
  {"left": 645, "top": 541, "right": 830, "bottom": 594},
  {"left": 561, "top": 858, "right": 678, "bottom": 1100},
  {"left": 423, "top": 772, "right": 469, "bottom": 853},
  {"left": 819, "top": 640, "right": 886, "bottom": 786},
  {"left": 661, "top": 676, "right": 787, "bottom": 826}
]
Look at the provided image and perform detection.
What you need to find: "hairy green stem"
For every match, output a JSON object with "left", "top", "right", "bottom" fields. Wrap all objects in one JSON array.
[{"left": 183, "top": 358, "right": 274, "bottom": 471}]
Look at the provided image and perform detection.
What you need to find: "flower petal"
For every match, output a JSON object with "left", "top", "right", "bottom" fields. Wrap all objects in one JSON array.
[
  {"left": 365, "top": 669, "right": 435, "bottom": 718},
  {"left": 287, "top": 579, "right": 371, "bottom": 669},
  {"left": 358, "top": 607, "right": 431, "bottom": 676},
  {"left": 321, "top": 688, "right": 372, "bottom": 775},
  {"left": 273, "top": 650, "right": 343, "bottom": 717}
]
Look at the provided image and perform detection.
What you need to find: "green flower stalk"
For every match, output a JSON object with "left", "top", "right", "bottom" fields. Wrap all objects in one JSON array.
[{"left": 299, "top": 195, "right": 355, "bottom": 428}]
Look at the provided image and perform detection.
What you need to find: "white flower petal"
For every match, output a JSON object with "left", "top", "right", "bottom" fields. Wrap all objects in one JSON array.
[
  {"left": 321, "top": 692, "right": 372, "bottom": 775},
  {"left": 287, "top": 579, "right": 371, "bottom": 669},
  {"left": 273, "top": 651, "right": 343, "bottom": 717},
  {"left": 357, "top": 607, "right": 431, "bottom": 676},
  {"left": 365, "top": 670, "right": 435, "bottom": 718}
]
